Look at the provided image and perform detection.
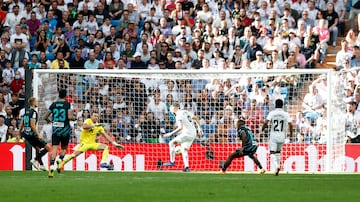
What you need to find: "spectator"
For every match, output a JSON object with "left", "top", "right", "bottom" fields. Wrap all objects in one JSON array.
[
  {"left": 314, "top": 19, "right": 330, "bottom": 64},
  {"left": 6, "top": 130, "right": 24, "bottom": 143},
  {"left": 68, "top": 27, "right": 87, "bottom": 53},
  {"left": 9, "top": 71, "right": 24, "bottom": 94},
  {"left": 336, "top": 40, "right": 352, "bottom": 67},
  {"left": 130, "top": 52, "right": 147, "bottom": 69},
  {"left": 8, "top": 93, "right": 24, "bottom": 119},
  {"left": 257, "top": 1, "right": 271, "bottom": 21},
  {"left": 2, "top": 61, "right": 14, "bottom": 85},
  {"left": 345, "top": 98, "right": 360, "bottom": 143},
  {"left": 10, "top": 24, "right": 29, "bottom": 69},
  {"left": 50, "top": 52, "right": 69, "bottom": 69},
  {"left": 41, "top": 10, "right": 57, "bottom": 33},
  {"left": 299, "top": 10, "right": 315, "bottom": 28},
  {"left": 143, "top": 112, "right": 160, "bottom": 143},
  {"left": 301, "top": 37, "right": 318, "bottom": 69},
  {"left": 52, "top": 35, "right": 70, "bottom": 60},
  {"left": 84, "top": 51, "right": 100, "bottom": 69},
  {"left": 243, "top": 36, "right": 263, "bottom": 62},
  {"left": 159, "top": 17, "right": 173, "bottom": 39},
  {"left": 216, "top": 106, "right": 234, "bottom": 143},
  {"left": 302, "top": 85, "right": 324, "bottom": 119},
  {"left": 0, "top": 115, "right": 7, "bottom": 142},
  {"left": 331, "top": 0, "right": 346, "bottom": 37},
  {"left": 324, "top": 2, "right": 339, "bottom": 47},
  {"left": 26, "top": 11, "right": 41, "bottom": 37},
  {"left": 28, "top": 54, "right": 41, "bottom": 69},
  {"left": 103, "top": 52, "right": 116, "bottom": 69},
  {"left": 69, "top": 48, "right": 86, "bottom": 69},
  {"left": 147, "top": 92, "right": 167, "bottom": 122},
  {"left": 4, "top": 5, "right": 22, "bottom": 32},
  {"left": 136, "top": 33, "right": 153, "bottom": 54}
]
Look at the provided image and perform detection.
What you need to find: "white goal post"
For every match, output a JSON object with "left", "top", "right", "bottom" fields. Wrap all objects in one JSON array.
[{"left": 32, "top": 69, "right": 345, "bottom": 173}]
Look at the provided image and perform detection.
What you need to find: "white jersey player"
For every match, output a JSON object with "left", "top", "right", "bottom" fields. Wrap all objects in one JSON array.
[
  {"left": 162, "top": 103, "right": 202, "bottom": 172},
  {"left": 261, "top": 99, "right": 293, "bottom": 176}
]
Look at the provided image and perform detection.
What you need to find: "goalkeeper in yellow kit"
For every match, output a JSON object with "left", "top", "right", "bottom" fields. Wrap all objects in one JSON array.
[{"left": 57, "top": 112, "right": 123, "bottom": 172}]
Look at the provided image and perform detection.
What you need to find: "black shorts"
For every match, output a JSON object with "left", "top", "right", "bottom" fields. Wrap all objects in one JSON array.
[
  {"left": 235, "top": 146, "right": 258, "bottom": 157},
  {"left": 52, "top": 126, "right": 71, "bottom": 146},
  {"left": 52, "top": 134, "right": 70, "bottom": 146},
  {"left": 350, "top": 135, "right": 360, "bottom": 143},
  {"left": 22, "top": 132, "right": 47, "bottom": 149}
]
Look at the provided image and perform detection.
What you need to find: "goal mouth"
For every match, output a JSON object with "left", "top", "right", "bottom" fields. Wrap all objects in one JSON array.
[{"left": 32, "top": 69, "right": 345, "bottom": 172}]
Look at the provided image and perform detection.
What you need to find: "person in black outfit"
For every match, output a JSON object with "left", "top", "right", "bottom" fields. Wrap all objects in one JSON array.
[
  {"left": 130, "top": 53, "right": 147, "bottom": 69},
  {"left": 69, "top": 48, "right": 86, "bottom": 69}
]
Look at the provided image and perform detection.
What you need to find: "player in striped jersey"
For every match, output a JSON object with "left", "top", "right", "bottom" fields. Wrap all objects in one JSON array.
[
  {"left": 219, "top": 116, "right": 265, "bottom": 174},
  {"left": 261, "top": 99, "right": 293, "bottom": 176},
  {"left": 44, "top": 89, "right": 76, "bottom": 178},
  {"left": 17, "top": 97, "right": 50, "bottom": 171}
]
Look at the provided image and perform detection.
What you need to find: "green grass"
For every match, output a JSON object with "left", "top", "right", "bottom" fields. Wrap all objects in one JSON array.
[{"left": 1, "top": 171, "right": 360, "bottom": 202}]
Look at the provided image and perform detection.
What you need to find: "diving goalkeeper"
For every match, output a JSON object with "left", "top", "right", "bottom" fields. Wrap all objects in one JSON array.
[{"left": 57, "top": 112, "right": 123, "bottom": 171}]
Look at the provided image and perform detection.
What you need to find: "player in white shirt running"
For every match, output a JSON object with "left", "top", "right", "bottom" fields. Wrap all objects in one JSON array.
[
  {"left": 261, "top": 99, "right": 293, "bottom": 176},
  {"left": 162, "top": 103, "right": 202, "bottom": 172}
]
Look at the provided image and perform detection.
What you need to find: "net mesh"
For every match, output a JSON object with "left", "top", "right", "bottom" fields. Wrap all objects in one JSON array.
[{"left": 33, "top": 69, "right": 345, "bottom": 172}]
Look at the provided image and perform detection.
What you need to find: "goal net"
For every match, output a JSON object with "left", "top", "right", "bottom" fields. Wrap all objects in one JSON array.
[{"left": 32, "top": 69, "right": 345, "bottom": 173}]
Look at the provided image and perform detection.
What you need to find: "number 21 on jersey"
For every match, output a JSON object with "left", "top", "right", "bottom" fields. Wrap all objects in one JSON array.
[{"left": 273, "top": 119, "right": 284, "bottom": 132}]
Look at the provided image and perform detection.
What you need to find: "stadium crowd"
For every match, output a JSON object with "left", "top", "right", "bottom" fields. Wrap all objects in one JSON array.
[{"left": 0, "top": 0, "right": 359, "bottom": 144}]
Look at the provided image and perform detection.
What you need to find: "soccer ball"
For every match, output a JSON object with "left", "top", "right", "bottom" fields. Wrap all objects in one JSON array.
[{"left": 175, "top": 145, "right": 182, "bottom": 155}]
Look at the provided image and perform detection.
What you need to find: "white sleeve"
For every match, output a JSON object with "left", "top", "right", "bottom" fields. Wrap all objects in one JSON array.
[
  {"left": 1, "top": 133, "right": 6, "bottom": 142},
  {"left": 266, "top": 111, "right": 272, "bottom": 121},
  {"left": 287, "top": 113, "right": 292, "bottom": 123}
]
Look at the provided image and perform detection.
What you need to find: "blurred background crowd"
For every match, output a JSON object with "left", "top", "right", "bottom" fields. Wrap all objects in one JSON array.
[{"left": 0, "top": 0, "right": 359, "bottom": 144}]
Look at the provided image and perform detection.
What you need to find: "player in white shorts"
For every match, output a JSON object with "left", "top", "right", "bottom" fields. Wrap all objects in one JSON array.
[
  {"left": 261, "top": 99, "right": 293, "bottom": 176},
  {"left": 162, "top": 103, "right": 202, "bottom": 172}
]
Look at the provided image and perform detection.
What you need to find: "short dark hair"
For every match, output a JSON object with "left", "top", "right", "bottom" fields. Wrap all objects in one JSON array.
[
  {"left": 59, "top": 89, "right": 67, "bottom": 99},
  {"left": 275, "top": 99, "right": 284, "bottom": 108}
]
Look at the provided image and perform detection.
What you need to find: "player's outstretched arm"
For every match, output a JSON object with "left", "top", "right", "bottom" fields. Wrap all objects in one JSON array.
[{"left": 101, "top": 131, "right": 124, "bottom": 149}]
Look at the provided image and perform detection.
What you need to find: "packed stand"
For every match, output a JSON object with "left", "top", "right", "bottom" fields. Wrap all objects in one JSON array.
[{"left": 0, "top": 0, "right": 352, "bottom": 143}]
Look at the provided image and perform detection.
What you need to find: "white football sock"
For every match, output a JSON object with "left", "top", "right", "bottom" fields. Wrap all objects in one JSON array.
[
  {"left": 182, "top": 149, "right": 189, "bottom": 168},
  {"left": 270, "top": 154, "right": 278, "bottom": 172},
  {"left": 169, "top": 142, "right": 175, "bottom": 163},
  {"left": 276, "top": 153, "right": 281, "bottom": 169}
]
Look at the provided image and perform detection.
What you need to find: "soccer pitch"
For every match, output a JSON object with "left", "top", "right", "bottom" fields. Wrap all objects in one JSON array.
[{"left": 1, "top": 171, "right": 359, "bottom": 202}]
